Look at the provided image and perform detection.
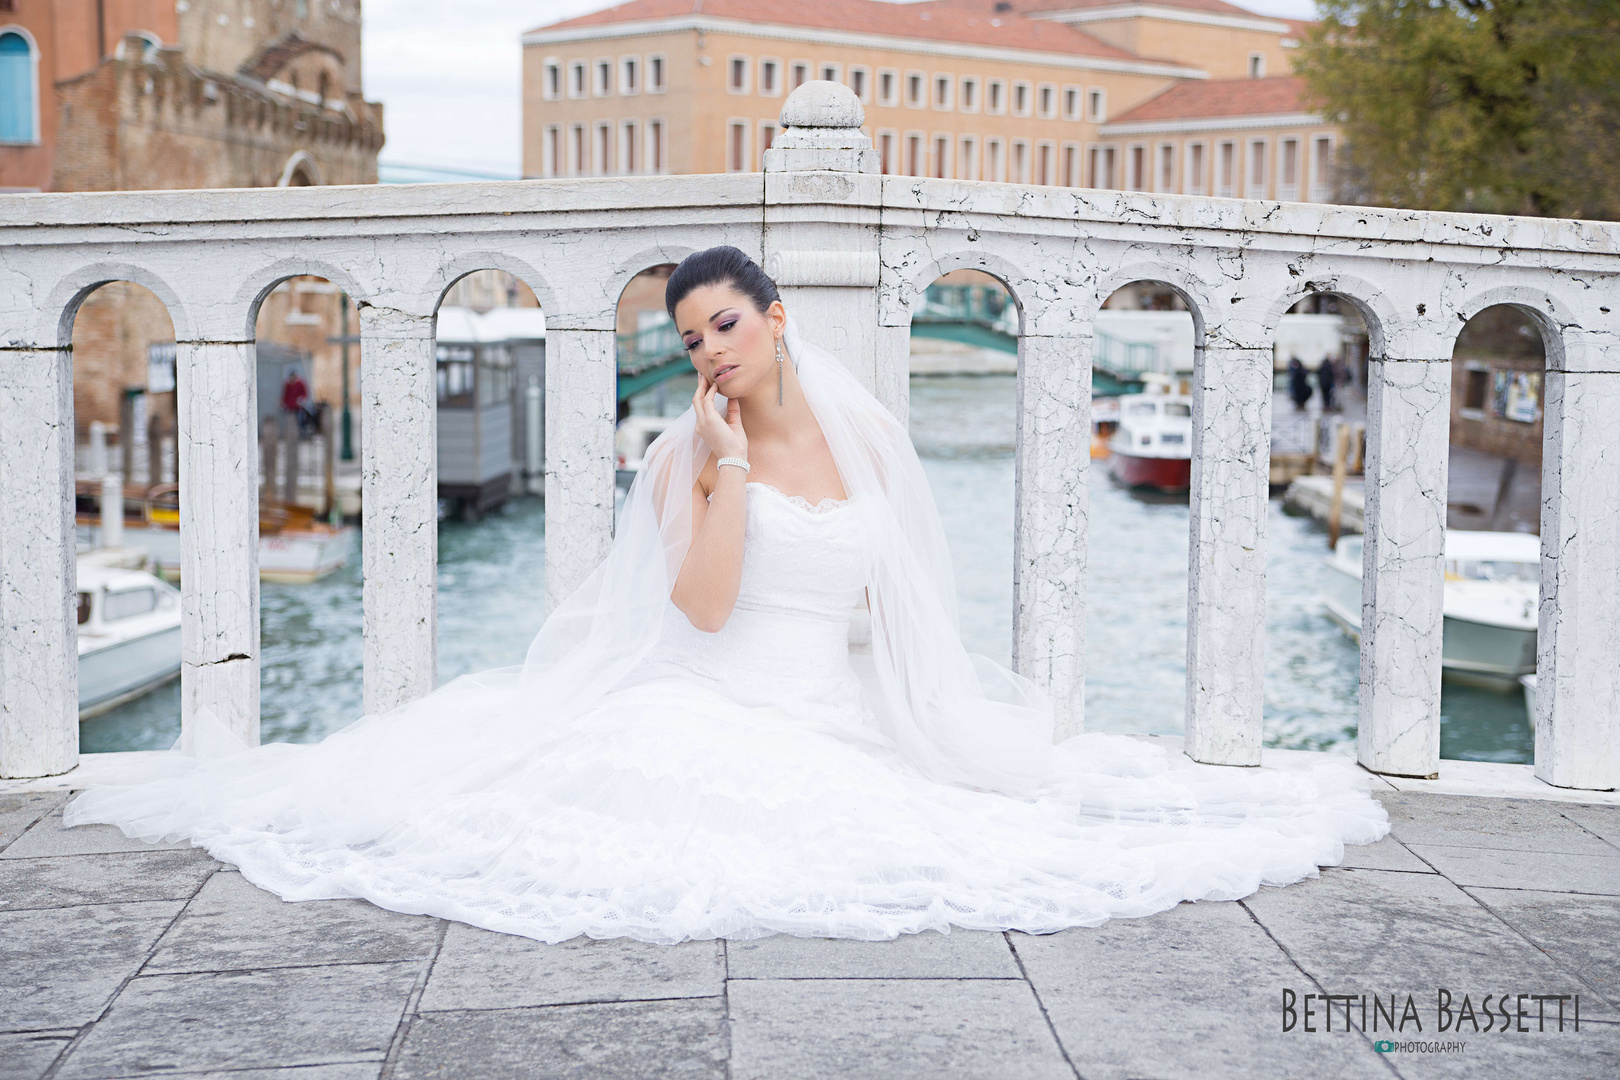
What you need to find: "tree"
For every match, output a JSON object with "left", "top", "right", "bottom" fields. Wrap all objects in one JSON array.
[{"left": 1297, "top": 1, "right": 1620, "bottom": 220}]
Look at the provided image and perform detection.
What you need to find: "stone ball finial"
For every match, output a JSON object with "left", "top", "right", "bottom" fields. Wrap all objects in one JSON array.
[{"left": 779, "top": 80, "right": 865, "bottom": 130}]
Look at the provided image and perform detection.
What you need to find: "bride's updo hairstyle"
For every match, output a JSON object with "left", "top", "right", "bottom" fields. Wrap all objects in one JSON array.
[{"left": 665, "top": 245, "right": 781, "bottom": 319}]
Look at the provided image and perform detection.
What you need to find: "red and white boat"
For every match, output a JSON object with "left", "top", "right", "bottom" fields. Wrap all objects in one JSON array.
[{"left": 1107, "top": 392, "right": 1192, "bottom": 492}]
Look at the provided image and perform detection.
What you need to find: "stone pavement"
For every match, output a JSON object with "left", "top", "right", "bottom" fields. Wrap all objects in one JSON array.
[{"left": 2, "top": 789, "right": 1617, "bottom": 1080}]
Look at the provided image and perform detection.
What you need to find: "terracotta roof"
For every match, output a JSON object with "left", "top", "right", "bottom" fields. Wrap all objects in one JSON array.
[
  {"left": 1108, "top": 75, "right": 1310, "bottom": 123},
  {"left": 995, "top": 0, "right": 1269, "bottom": 17},
  {"left": 529, "top": 0, "right": 1143, "bottom": 62}
]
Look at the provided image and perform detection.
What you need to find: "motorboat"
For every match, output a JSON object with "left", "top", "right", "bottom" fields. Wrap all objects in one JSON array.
[
  {"left": 1107, "top": 391, "right": 1192, "bottom": 492},
  {"left": 1321, "top": 530, "right": 1539, "bottom": 688},
  {"left": 616, "top": 415, "right": 675, "bottom": 487},
  {"left": 77, "top": 558, "right": 182, "bottom": 718},
  {"left": 1090, "top": 396, "right": 1121, "bottom": 459},
  {"left": 76, "top": 482, "right": 354, "bottom": 584}
]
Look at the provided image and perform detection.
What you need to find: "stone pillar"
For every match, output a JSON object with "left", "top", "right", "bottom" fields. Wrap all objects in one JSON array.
[
  {"left": 1185, "top": 346, "right": 1274, "bottom": 766},
  {"left": 873, "top": 323, "right": 912, "bottom": 427},
  {"left": 0, "top": 346, "right": 77, "bottom": 778},
  {"left": 1014, "top": 333, "right": 1091, "bottom": 739},
  {"left": 544, "top": 328, "right": 617, "bottom": 613},
  {"left": 358, "top": 305, "right": 438, "bottom": 715},
  {"left": 1358, "top": 357, "right": 1450, "bottom": 778},
  {"left": 177, "top": 340, "right": 261, "bottom": 747},
  {"left": 1536, "top": 361, "right": 1620, "bottom": 790}
]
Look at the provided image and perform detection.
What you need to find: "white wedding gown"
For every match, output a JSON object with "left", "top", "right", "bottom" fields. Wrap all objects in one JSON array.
[{"left": 68, "top": 479, "right": 1388, "bottom": 944}]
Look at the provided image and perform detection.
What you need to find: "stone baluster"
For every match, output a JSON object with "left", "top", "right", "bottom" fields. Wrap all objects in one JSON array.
[
  {"left": 1358, "top": 354, "right": 1451, "bottom": 778},
  {"left": 0, "top": 344, "right": 77, "bottom": 778},
  {"left": 357, "top": 304, "right": 439, "bottom": 715},
  {"left": 177, "top": 337, "right": 261, "bottom": 747},
  {"left": 1014, "top": 332, "right": 1092, "bottom": 739},
  {"left": 1537, "top": 338, "right": 1620, "bottom": 790},
  {"left": 1184, "top": 346, "right": 1275, "bottom": 766},
  {"left": 543, "top": 326, "right": 617, "bottom": 613}
]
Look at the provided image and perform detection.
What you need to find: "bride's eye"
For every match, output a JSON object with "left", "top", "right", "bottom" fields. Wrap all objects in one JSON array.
[
  {"left": 683, "top": 337, "right": 700, "bottom": 351},
  {"left": 718, "top": 319, "right": 736, "bottom": 333}
]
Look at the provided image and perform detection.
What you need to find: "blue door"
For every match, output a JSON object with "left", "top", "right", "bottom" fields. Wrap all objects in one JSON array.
[{"left": 0, "top": 32, "right": 35, "bottom": 143}]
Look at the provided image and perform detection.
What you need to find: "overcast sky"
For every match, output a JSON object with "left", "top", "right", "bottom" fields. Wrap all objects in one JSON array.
[{"left": 362, "top": 0, "right": 1321, "bottom": 177}]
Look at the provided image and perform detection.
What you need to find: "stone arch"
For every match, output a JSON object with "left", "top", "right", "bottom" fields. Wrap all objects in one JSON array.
[
  {"left": 1258, "top": 270, "right": 1399, "bottom": 360},
  {"left": 234, "top": 258, "right": 369, "bottom": 340},
  {"left": 47, "top": 263, "right": 192, "bottom": 346},
  {"left": 1083, "top": 261, "right": 1215, "bottom": 345},
  {"left": 277, "top": 151, "right": 322, "bottom": 188},
  {"left": 425, "top": 252, "right": 558, "bottom": 319},
  {"left": 884, "top": 248, "right": 1034, "bottom": 334},
  {"left": 1450, "top": 284, "right": 1579, "bottom": 370}
]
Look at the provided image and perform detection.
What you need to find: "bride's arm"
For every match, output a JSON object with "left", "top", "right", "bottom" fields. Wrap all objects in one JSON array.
[{"left": 671, "top": 378, "right": 749, "bottom": 632}]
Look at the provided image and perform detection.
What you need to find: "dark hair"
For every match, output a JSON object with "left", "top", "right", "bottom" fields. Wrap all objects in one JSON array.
[{"left": 665, "top": 245, "right": 780, "bottom": 319}]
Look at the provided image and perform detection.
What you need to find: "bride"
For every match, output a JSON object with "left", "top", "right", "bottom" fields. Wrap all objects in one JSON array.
[{"left": 67, "top": 246, "right": 1387, "bottom": 944}]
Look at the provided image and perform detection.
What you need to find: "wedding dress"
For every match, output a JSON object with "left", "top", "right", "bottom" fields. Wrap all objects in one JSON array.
[{"left": 67, "top": 319, "right": 1388, "bottom": 944}]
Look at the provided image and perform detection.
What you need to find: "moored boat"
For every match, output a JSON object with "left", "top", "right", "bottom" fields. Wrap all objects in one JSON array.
[
  {"left": 77, "top": 559, "right": 182, "bottom": 719},
  {"left": 1107, "top": 392, "right": 1191, "bottom": 492}
]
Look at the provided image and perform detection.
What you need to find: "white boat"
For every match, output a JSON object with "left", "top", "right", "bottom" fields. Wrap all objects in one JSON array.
[
  {"left": 615, "top": 415, "right": 675, "bottom": 487},
  {"left": 77, "top": 560, "right": 182, "bottom": 718},
  {"left": 1322, "top": 530, "right": 1539, "bottom": 688},
  {"left": 1106, "top": 391, "right": 1193, "bottom": 492}
]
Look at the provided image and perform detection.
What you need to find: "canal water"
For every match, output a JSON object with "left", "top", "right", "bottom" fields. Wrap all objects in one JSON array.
[{"left": 83, "top": 373, "right": 1534, "bottom": 763}]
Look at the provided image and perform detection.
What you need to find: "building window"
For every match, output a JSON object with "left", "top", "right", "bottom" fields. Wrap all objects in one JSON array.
[
  {"left": 932, "top": 134, "right": 951, "bottom": 178},
  {"left": 1249, "top": 53, "right": 1266, "bottom": 78},
  {"left": 906, "top": 71, "right": 925, "bottom": 108},
  {"left": 620, "top": 56, "right": 639, "bottom": 95},
  {"left": 878, "top": 130, "right": 896, "bottom": 174},
  {"left": 594, "top": 58, "right": 612, "bottom": 96},
  {"left": 1012, "top": 81, "right": 1031, "bottom": 117},
  {"left": 820, "top": 62, "right": 841, "bottom": 83},
  {"left": 595, "top": 121, "right": 613, "bottom": 173},
  {"left": 986, "top": 138, "right": 1006, "bottom": 182},
  {"left": 759, "top": 122, "right": 777, "bottom": 168},
  {"left": 1087, "top": 88, "right": 1106, "bottom": 123},
  {"left": 1128, "top": 145, "right": 1145, "bottom": 190},
  {"left": 1061, "top": 143, "right": 1079, "bottom": 187},
  {"left": 1279, "top": 137, "right": 1299, "bottom": 199},
  {"left": 1090, "top": 145, "right": 1117, "bottom": 189},
  {"left": 1037, "top": 141, "right": 1055, "bottom": 185},
  {"left": 568, "top": 124, "right": 585, "bottom": 175},
  {"left": 933, "top": 74, "right": 952, "bottom": 111},
  {"left": 728, "top": 56, "right": 750, "bottom": 94},
  {"left": 760, "top": 58, "right": 780, "bottom": 95},
  {"left": 727, "top": 121, "right": 749, "bottom": 172},
  {"left": 648, "top": 119, "right": 665, "bottom": 171},
  {"left": 1217, "top": 140, "right": 1236, "bottom": 196},
  {"left": 878, "top": 69, "right": 898, "bottom": 107},
  {"left": 1311, "top": 135, "right": 1334, "bottom": 201},
  {"left": 1012, "top": 139, "right": 1030, "bottom": 183},
  {"left": 1463, "top": 365, "right": 1490, "bottom": 413},
  {"left": 648, "top": 54, "right": 665, "bottom": 92},
  {"left": 1037, "top": 83, "right": 1057, "bottom": 120},
  {"left": 543, "top": 59, "right": 562, "bottom": 101},
  {"left": 906, "top": 132, "right": 923, "bottom": 176},
  {"left": 986, "top": 79, "right": 1006, "bottom": 115},
  {"left": 543, "top": 124, "right": 561, "bottom": 177},
  {"left": 1062, "top": 86, "right": 1081, "bottom": 122},
  {"left": 569, "top": 60, "right": 587, "bottom": 99},
  {"left": 960, "top": 136, "right": 979, "bottom": 181},
  {"left": 849, "top": 66, "right": 869, "bottom": 101},
  {"left": 1157, "top": 143, "right": 1175, "bottom": 192},
  {"left": 960, "top": 77, "right": 979, "bottom": 113},
  {"left": 1247, "top": 139, "right": 1268, "bottom": 198},
  {"left": 790, "top": 61, "right": 810, "bottom": 90},
  {"left": 0, "top": 30, "right": 37, "bottom": 143},
  {"left": 621, "top": 121, "right": 638, "bottom": 172},
  {"left": 1186, "top": 142, "right": 1205, "bottom": 194}
]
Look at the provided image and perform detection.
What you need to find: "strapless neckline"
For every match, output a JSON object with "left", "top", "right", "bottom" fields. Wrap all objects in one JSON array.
[{"left": 745, "top": 481, "right": 852, "bottom": 515}]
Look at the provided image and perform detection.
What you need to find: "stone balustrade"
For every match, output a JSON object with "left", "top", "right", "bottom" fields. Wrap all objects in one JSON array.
[{"left": 2, "top": 82, "right": 1616, "bottom": 791}]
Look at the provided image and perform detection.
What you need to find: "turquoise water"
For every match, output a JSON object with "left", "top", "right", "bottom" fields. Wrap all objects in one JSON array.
[{"left": 83, "top": 373, "right": 1533, "bottom": 763}]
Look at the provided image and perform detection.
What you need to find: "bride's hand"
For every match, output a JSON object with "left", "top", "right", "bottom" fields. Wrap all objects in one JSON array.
[{"left": 692, "top": 374, "right": 748, "bottom": 461}]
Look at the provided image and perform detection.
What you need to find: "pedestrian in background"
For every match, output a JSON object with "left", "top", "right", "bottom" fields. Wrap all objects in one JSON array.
[{"left": 1287, "top": 356, "right": 1312, "bottom": 411}]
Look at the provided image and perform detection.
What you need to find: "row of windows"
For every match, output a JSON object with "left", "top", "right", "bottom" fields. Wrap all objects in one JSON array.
[
  {"left": 539, "top": 52, "right": 1111, "bottom": 123},
  {"left": 715, "top": 121, "right": 1336, "bottom": 203},
  {"left": 538, "top": 120, "right": 669, "bottom": 178},
  {"left": 541, "top": 54, "right": 666, "bottom": 100}
]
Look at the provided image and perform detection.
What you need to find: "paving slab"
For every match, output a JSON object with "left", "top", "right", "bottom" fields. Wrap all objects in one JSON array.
[
  {"left": 418, "top": 923, "right": 723, "bottom": 1012},
  {"left": 1467, "top": 887, "right": 1620, "bottom": 1012},
  {"left": 726, "top": 929, "right": 1021, "bottom": 980},
  {"left": 1558, "top": 804, "right": 1620, "bottom": 849},
  {"left": 1377, "top": 792, "right": 1616, "bottom": 855},
  {"left": 392, "top": 999, "right": 727, "bottom": 1080},
  {"left": 85, "top": 1068, "right": 381, "bottom": 1080},
  {"left": 1336, "top": 834, "right": 1435, "bottom": 873},
  {"left": 0, "top": 1030, "right": 74, "bottom": 1080},
  {"left": 145, "top": 869, "right": 439, "bottom": 975},
  {"left": 0, "top": 850, "right": 217, "bottom": 910},
  {"left": 1405, "top": 845, "right": 1620, "bottom": 894},
  {"left": 1, "top": 808, "right": 191, "bottom": 859},
  {"left": 0, "top": 792, "right": 68, "bottom": 854},
  {"left": 728, "top": 978, "right": 1071, "bottom": 1080},
  {"left": 0, "top": 901, "right": 182, "bottom": 1030},
  {"left": 1012, "top": 900, "right": 1388, "bottom": 1080},
  {"left": 55, "top": 964, "right": 417, "bottom": 1079}
]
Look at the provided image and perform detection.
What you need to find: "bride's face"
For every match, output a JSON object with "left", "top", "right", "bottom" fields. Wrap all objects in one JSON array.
[{"left": 674, "top": 283, "right": 785, "bottom": 397}]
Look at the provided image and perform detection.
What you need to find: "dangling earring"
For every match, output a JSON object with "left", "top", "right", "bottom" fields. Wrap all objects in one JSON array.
[{"left": 775, "top": 336, "right": 785, "bottom": 406}]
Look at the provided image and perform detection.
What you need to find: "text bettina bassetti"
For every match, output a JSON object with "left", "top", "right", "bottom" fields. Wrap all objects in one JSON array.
[{"left": 1282, "top": 989, "right": 1582, "bottom": 1034}]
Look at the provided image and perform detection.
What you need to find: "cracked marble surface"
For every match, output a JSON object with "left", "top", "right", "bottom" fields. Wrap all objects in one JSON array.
[{"left": 544, "top": 330, "right": 618, "bottom": 614}]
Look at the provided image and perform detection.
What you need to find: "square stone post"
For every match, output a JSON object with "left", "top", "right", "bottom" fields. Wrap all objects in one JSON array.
[
  {"left": 358, "top": 305, "right": 438, "bottom": 714},
  {"left": 0, "top": 346, "right": 77, "bottom": 778},
  {"left": 1185, "top": 346, "right": 1274, "bottom": 766},
  {"left": 1014, "top": 333, "right": 1092, "bottom": 739},
  {"left": 1358, "top": 357, "right": 1450, "bottom": 778},
  {"left": 543, "top": 328, "right": 617, "bottom": 613},
  {"left": 177, "top": 340, "right": 261, "bottom": 747},
  {"left": 1537, "top": 364, "right": 1620, "bottom": 790}
]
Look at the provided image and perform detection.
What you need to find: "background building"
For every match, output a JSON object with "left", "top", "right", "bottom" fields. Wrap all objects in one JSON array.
[{"left": 521, "top": 0, "right": 1338, "bottom": 201}]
